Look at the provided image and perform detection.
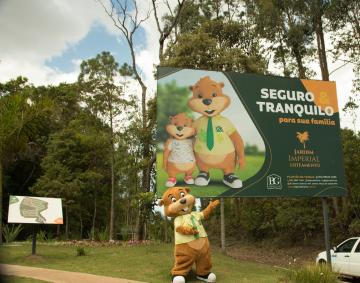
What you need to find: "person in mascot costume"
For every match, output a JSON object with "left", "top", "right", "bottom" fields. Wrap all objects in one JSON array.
[
  {"left": 159, "top": 187, "right": 219, "bottom": 283},
  {"left": 188, "top": 76, "right": 245, "bottom": 188}
]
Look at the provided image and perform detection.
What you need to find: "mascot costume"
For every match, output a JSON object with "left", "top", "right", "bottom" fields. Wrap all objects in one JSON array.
[{"left": 159, "top": 187, "right": 219, "bottom": 283}]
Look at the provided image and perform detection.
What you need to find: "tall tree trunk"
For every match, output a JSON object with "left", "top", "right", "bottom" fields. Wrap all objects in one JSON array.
[
  {"left": 293, "top": 46, "right": 306, "bottom": 78},
  {"left": 144, "top": 220, "right": 147, "bottom": 240},
  {"left": 92, "top": 193, "right": 97, "bottom": 241},
  {"left": 314, "top": 10, "right": 339, "bottom": 216},
  {"left": 79, "top": 210, "right": 83, "bottom": 239},
  {"left": 0, "top": 161, "right": 3, "bottom": 244},
  {"left": 315, "top": 13, "right": 329, "bottom": 81},
  {"left": 135, "top": 206, "right": 142, "bottom": 240},
  {"left": 56, "top": 224, "right": 60, "bottom": 240},
  {"left": 65, "top": 205, "right": 69, "bottom": 240},
  {"left": 109, "top": 108, "right": 116, "bottom": 241},
  {"left": 279, "top": 39, "right": 288, "bottom": 77}
]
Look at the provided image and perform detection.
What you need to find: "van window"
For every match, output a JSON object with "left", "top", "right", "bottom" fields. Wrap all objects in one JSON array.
[
  {"left": 355, "top": 241, "right": 360, "bottom": 253},
  {"left": 336, "top": 239, "right": 358, "bottom": 253}
]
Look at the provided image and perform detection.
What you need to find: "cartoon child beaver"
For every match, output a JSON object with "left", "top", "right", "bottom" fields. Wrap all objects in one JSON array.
[
  {"left": 188, "top": 76, "right": 245, "bottom": 188},
  {"left": 163, "top": 113, "right": 196, "bottom": 187},
  {"left": 159, "top": 187, "right": 219, "bottom": 283}
]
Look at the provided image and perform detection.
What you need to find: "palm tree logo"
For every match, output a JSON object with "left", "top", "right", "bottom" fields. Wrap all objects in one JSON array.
[{"left": 296, "top": 131, "right": 309, "bottom": 149}]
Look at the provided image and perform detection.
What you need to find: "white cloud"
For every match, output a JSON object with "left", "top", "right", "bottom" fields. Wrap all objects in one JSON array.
[{"left": 0, "top": 0, "right": 118, "bottom": 85}]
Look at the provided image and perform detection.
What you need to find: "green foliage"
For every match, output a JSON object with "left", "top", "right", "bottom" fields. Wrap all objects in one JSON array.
[
  {"left": 162, "top": 2, "right": 267, "bottom": 73},
  {"left": 36, "top": 230, "right": 48, "bottom": 242},
  {"left": 244, "top": 0, "right": 315, "bottom": 78},
  {"left": 76, "top": 246, "right": 86, "bottom": 256},
  {"left": 96, "top": 227, "right": 109, "bottom": 242},
  {"left": 285, "top": 264, "right": 340, "bottom": 283},
  {"left": 349, "top": 219, "right": 360, "bottom": 235},
  {"left": 334, "top": 129, "right": 360, "bottom": 239},
  {"left": 156, "top": 81, "right": 193, "bottom": 142},
  {"left": 275, "top": 199, "right": 322, "bottom": 242},
  {"left": 0, "top": 77, "right": 54, "bottom": 157},
  {"left": 326, "top": 0, "right": 360, "bottom": 97},
  {"left": 2, "top": 224, "right": 23, "bottom": 243},
  {"left": 164, "top": 19, "right": 267, "bottom": 73}
]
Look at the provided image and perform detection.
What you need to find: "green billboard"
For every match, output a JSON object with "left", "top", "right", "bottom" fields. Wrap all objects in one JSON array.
[{"left": 156, "top": 67, "right": 347, "bottom": 198}]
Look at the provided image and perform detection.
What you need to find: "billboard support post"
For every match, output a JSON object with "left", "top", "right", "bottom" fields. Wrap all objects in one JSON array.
[
  {"left": 32, "top": 225, "right": 37, "bottom": 255},
  {"left": 220, "top": 198, "right": 225, "bottom": 254},
  {"left": 321, "top": 198, "right": 332, "bottom": 267}
]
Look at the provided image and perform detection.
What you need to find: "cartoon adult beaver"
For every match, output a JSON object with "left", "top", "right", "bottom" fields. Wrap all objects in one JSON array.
[
  {"left": 159, "top": 187, "right": 219, "bottom": 283},
  {"left": 163, "top": 113, "right": 196, "bottom": 187},
  {"left": 188, "top": 76, "right": 245, "bottom": 188}
]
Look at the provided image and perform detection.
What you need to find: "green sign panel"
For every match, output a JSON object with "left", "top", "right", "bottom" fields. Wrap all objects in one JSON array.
[{"left": 156, "top": 67, "right": 347, "bottom": 198}]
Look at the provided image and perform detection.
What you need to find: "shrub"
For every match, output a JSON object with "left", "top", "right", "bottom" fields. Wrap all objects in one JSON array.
[
  {"left": 286, "top": 264, "right": 340, "bottom": 283},
  {"left": 96, "top": 227, "right": 109, "bottom": 242},
  {"left": 36, "top": 230, "right": 48, "bottom": 242},
  {"left": 76, "top": 246, "right": 86, "bottom": 256},
  {"left": 349, "top": 219, "right": 360, "bottom": 235},
  {"left": 2, "top": 224, "right": 23, "bottom": 243}
]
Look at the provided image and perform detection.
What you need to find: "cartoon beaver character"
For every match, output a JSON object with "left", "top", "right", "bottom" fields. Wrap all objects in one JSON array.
[
  {"left": 163, "top": 113, "right": 196, "bottom": 187},
  {"left": 159, "top": 187, "right": 219, "bottom": 283},
  {"left": 188, "top": 76, "right": 245, "bottom": 188}
]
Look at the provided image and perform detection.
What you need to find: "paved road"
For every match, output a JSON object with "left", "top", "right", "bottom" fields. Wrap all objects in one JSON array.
[{"left": 0, "top": 264, "right": 147, "bottom": 283}]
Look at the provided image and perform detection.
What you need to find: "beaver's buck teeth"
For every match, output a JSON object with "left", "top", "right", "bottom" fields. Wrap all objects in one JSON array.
[{"left": 183, "top": 207, "right": 189, "bottom": 212}]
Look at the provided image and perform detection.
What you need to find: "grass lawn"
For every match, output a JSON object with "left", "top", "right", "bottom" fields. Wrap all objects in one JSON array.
[
  {"left": 156, "top": 152, "right": 265, "bottom": 197},
  {"left": 0, "top": 242, "right": 285, "bottom": 283},
  {"left": 1, "top": 275, "right": 49, "bottom": 282}
]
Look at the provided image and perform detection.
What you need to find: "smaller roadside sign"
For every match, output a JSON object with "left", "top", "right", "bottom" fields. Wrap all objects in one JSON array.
[{"left": 8, "top": 196, "right": 63, "bottom": 224}]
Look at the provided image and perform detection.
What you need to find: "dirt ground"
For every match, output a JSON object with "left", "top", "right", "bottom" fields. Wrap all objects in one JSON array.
[{"left": 211, "top": 238, "right": 323, "bottom": 268}]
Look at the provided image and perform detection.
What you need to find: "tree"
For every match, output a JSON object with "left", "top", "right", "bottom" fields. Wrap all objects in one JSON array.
[
  {"left": 31, "top": 113, "right": 110, "bottom": 239},
  {"left": 340, "top": 129, "right": 360, "bottom": 235},
  {"left": 99, "top": 1, "right": 152, "bottom": 240},
  {"left": 244, "top": 0, "right": 315, "bottom": 78},
  {"left": 0, "top": 77, "right": 52, "bottom": 244},
  {"left": 163, "top": 5, "right": 267, "bottom": 73},
  {"left": 326, "top": 0, "right": 360, "bottom": 110},
  {"left": 78, "top": 51, "right": 128, "bottom": 241},
  {"left": 152, "top": 0, "right": 187, "bottom": 61}
]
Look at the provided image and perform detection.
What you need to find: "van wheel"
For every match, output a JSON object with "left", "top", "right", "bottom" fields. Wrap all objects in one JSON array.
[{"left": 318, "top": 259, "right": 327, "bottom": 265}]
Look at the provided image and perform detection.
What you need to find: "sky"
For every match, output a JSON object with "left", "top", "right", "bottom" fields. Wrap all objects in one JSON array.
[{"left": 0, "top": 0, "right": 358, "bottom": 130}]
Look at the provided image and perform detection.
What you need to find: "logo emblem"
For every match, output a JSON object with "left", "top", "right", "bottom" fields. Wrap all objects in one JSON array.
[
  {"left": 267, "top": 174, "right": 282, "bottom": 190},
  {"left": 216, "top": 126, "right": 223, "bottom": 133},
  {"left": 296, "top": 131, "right": 309, "bottom": 149}
]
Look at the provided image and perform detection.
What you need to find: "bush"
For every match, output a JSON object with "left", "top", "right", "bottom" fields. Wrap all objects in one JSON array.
[
  {"left": 96, "top": 227, "right": 109, "bottom": 242},
  {"left": 2, "top": 224, "right": 23, "bottom": 243},
  {"left": 36, "top": 230, "right": 48, "bottom": 242},
  {"left": 76, "top": 246, "right": 86, "bottom": 256},
  {"left": 286, "top": 265, "right": 340, "bottom": 283},
  {"left": 349, "top": 219, "right": 360, "bottom": 235}
]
